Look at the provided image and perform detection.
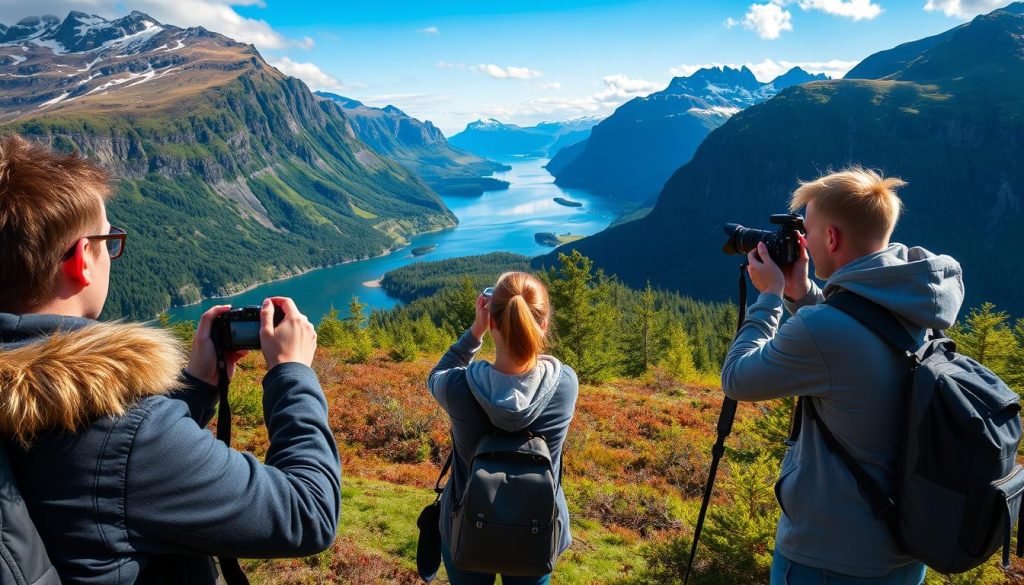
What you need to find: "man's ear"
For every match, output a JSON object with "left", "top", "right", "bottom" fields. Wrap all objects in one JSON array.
[
  {"left": 61, "top": 239, "right": 93, "bottom": 287},
  {"left": 826, "top": 225, "right": 841, "bottom": 253}
]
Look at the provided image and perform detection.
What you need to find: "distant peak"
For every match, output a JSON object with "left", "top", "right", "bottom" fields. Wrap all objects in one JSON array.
[
  {"left": 467, "top": 118, "right": 505, "bottom": 130},
  {"left": 382, "top": 104, "right": 405, "bottom": 115}
]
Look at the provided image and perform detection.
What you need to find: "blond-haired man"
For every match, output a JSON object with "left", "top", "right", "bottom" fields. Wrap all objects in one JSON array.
[
  {"left": 0, "top": 134, "right": 340, "bottom": 584},
  {"left": 722, "top": 167, "right": 964, "bottom": 584}
]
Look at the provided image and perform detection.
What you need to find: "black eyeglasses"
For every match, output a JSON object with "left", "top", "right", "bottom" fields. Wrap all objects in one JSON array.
[{"left": 61, "top": 226, "right": 127, "bottom": 261}]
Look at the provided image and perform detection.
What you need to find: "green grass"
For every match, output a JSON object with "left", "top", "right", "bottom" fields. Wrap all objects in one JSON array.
[{"left": 241, "top": 476, "right": 653, "bottom": 584}]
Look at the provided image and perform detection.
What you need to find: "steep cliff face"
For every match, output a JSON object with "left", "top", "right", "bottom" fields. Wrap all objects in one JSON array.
[
  {"left": 315, "top": 92, "right": 510, "bottom": 196},
  {"left": 0, "top": 11, "right": 456, "bottom": 318}
]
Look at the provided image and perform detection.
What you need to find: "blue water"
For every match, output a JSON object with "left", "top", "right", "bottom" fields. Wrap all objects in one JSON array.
[{"left": 167, "top": 158, "right": 629, "bottom": 323}]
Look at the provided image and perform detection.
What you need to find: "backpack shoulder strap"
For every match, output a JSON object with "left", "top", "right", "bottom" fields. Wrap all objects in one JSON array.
[
  {"left": 804, "top": 397, "right": 899, "bottom": 534},
  {"left": 825, "top": 291, "right": 920, "bottom": 360}
]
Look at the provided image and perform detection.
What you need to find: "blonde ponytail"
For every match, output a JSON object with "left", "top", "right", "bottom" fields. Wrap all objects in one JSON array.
[{"left": 490, "top": 272, "right": 550, "bottom": 367}]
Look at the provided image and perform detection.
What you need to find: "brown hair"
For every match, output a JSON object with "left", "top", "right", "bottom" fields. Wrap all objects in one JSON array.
[
  {"left": 490, "top": 271, "right": 550, "bottom": 366},
  {"left": 0, "top": 135, "right": 111, "bottom": 312},
  {"left": 790, "top": 166, "right": 906, "bottom": 244}
]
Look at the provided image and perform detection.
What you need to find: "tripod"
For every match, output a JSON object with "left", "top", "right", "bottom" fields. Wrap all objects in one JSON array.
[{"left": 683, "top": 262, "right": 748, "bottom": 584}]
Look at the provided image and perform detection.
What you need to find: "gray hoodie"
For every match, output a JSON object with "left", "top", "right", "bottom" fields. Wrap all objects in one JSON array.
[
  {"left": 722, "top": 243, "right": 964, "bottom": 577},
  {"left": 428, "top": 330, "right": 578, "bottom": 559}
]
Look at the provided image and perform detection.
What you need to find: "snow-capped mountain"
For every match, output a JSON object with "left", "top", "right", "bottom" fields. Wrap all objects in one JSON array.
[
  {"left": 0, "top": 11, "right": 242, "bottom": 121},
  {"left": 548, "top": 65, "right": 827, "bottom": 202}
]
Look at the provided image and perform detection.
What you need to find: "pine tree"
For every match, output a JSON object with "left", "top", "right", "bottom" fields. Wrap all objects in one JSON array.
[
  {"left": 545, "top": 250, "right": 623, "bottom": 383},
  {"left": 659, "top": 321, "right": 698, "bottom": 382},
  {"left": 621, "top": 283, "right": 661, "bottom": 376},
  {"left": 390, "top": 316, "right": 419, "bottom": 362},
  {"left": 949, "top": 302, "right": 1019, "bottom": 379},
  {"left": 316, "top": 306, "right": 349, "bottom": 350},
  {"left": 345, "top": 296, "right": 373, "bottom": 363}
]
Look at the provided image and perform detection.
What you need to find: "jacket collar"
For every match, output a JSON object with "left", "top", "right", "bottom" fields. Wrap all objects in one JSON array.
[{"left": 0, "top": 313, "right": 186, "bottom": 446}]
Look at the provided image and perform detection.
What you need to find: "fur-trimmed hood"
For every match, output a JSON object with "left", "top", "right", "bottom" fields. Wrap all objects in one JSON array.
[{"left": 0, "top": 313, "right": 185, "bottom": 446}]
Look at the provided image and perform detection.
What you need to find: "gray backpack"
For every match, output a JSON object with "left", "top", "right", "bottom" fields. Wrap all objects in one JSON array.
[
  {"left": 807, "top": 292, "right": 1024, "bottom": 574},
  {"left": 449, "top": 431, "right": 562, "bottom": 576}
]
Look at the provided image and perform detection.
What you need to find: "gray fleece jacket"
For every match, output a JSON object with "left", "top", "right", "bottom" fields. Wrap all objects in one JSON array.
[
  {"left": 428, "top": 330, "right": 578, "bottom": 560},
  {"left": 722, "top": 243, "right": 964, "bottom": 577}
]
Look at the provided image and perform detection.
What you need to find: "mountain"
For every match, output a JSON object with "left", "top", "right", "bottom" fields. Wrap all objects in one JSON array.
[
  {"left": 313, "top": 92, "right": 510, "bottom": 196},
  {"left": 0, "top": 12, "right": 456, "bottom": 319},
  {"left": 548, "top": 66, "right": 827, "bottom": 203},
  {"left": 536, "top": 3, "right": 1024, "bottom": 314},
  {"left": 447, "top": 117, "right": 601, "bottom": 159}
]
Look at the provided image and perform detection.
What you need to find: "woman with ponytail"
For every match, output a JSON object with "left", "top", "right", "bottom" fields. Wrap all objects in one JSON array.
[{"left": 427, "top": 271, "right": 578, "bottom": 585}]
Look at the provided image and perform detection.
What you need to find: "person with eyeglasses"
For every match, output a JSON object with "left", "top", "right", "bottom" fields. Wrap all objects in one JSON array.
[{"left": 0, "top": 134, "right": 340, "bottom": 584}]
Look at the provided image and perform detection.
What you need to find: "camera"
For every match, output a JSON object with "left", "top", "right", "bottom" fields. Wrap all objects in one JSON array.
[
  {"left": 212, "top": 305, "right": 284, "bottom": 351},
  {"left": 722, "top": 213, "right": 805, "bottom": 266}
]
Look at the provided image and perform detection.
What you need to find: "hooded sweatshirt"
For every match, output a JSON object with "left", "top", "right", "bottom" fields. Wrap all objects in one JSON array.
[
  {"left": 0, "top": 313, "right": 341, "bottom": 584},
  {"left": 721, "top": 243, "right": 964, "bottom": 577},
  {"left": 428, "top": 330, "right": 578, "bottom": 560}
]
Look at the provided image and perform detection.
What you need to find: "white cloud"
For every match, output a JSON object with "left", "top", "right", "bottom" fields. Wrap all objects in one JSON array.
[
  {"left": 923, "top": 0, "right": 1005, "bottom": 18},
  {"left": 471, "top": 64, "right": 543, "bottom": 80},
  {"left": 742, "top": 2, "right": 794, "bottom": 39},
  {"left": 601, "top": 74, "right": 662, "bottom": 95},
  {"left": 269, "top": 56, "right": 347, "bottom": 91},
  {"left": 538, "top": 82, "right": 562, "bottom": 90},
  {"left": 473, "top": 74, "right": 660, "bottom": 124},
  {"left": 797, "top": 0, "right": 882, "bottom": 20},
  {"left": 416, "top": 26, "right": 440, "bottom": 35},
  {"left": 0, "top": 0, "right": 312, "bottom": 51},
  {"left": 728, "top": 0, "right": 882, "bottom": 38},
  {"left": 668, "top": 58, "right": 859, "bottom": 81},
  {"left": 436, "top": 61, "right": 466, "bottom": 69}
]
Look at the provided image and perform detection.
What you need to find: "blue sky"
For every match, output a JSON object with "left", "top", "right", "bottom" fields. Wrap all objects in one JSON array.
[{"left": 0, "top": 0, "right": 1012, "bottom": 133}]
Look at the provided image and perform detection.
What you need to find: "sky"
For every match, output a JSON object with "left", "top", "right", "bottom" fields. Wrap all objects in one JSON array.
[{"left": 0, "top": 0, "right": 1013, "bottom": 134}]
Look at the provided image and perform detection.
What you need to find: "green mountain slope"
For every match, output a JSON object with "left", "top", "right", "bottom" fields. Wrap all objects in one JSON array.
[
  {"left": 314, "top": 92, "right": 510, "bottom": 196},
  {"left": 0, "top": 12, "right": 456, "bottom": 318}
]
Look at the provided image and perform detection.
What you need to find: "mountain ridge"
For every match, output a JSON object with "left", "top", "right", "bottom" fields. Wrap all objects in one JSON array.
[
  {"left": 0, "top": 11, "right": 457, "bottom": 318},
  {"left": 548, "top": 65, "right": 826, "bottom": 203}
]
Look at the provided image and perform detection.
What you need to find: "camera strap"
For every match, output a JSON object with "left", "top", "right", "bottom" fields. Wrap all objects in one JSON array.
[
  {"left": 683, "top": 262, "right": 747, "bottom": 584},
  {"left": 215, "top": 349, "right": 250, "bottom": 585}
]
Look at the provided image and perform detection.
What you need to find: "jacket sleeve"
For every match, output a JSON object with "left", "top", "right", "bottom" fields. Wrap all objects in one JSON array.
[
  {"left": 166, "top": 370, "right": 219, "bottom": 426},
  {"left": 784, "top": 282, "right": 824, "bottom": 315},
  {"left": 427, "top": 329, "right": 482, "bottom": 412},
  {"left": 721, "top": 292, "right": 831, "bottom": 402},
  {"left": 124, "top": 362, "right": 341, "bottom": 558}
]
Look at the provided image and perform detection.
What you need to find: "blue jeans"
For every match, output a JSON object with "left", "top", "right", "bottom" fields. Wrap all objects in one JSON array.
[
  {"left": 441, "top": 541, "right": 551, "bottom": 585},
  {"left": 771, "top": 551, "right": 926, "bottom": 585}
]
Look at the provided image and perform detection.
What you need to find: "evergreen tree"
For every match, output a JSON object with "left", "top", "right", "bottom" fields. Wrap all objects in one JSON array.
[
  {"left": 621, "top": 284, "right": 661, "bottom": 376},
  {"left": 316, "top": 307, "right": 349, "bottom": 350},
  {"left": 545, "top": 250, "right": 623, "bottom": 383},
  {"left": 659, "top": 321, "right": 698, "bottom": 382},
  {"left": 345, "top": 296, "right": 374, "bottom": 363},
  {"left": 390, "top": 315, "right": 419, "bottom": 362},
  {"left": 949, "top": 303, "right": 1019, "bottom": 381}
]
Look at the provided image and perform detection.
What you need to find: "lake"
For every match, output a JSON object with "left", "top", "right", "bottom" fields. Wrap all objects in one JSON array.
[{"left": 167, "top": 157, "right": 630, "bottom": 322}]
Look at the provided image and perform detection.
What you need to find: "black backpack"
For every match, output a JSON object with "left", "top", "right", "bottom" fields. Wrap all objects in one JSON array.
[
  {"left": 803, "top": 292, "right": 1024, "bottom": 573},
  {"left": 449, "top": 429, "right": 563, "bottom": 577}
]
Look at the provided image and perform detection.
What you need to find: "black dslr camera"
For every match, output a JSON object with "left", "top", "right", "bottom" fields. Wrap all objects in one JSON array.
[
  {"left": 722, "top": 213, "right": 805, "bottom": 266},
  {"left": 212, "top": 305, "right": 284, "bottom": 351}
]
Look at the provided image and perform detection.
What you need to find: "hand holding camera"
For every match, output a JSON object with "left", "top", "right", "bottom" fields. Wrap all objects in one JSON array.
[
  {"left": 722, "top": 213, "right": 810, "bottom": 297},
  {"left": 258, "top": 297, "right": 317, "bottom": 369},
  {"left": 470, "top": 288, "right": 492, "bottom": 341}
]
